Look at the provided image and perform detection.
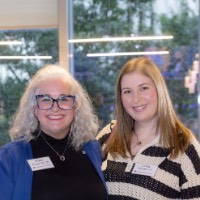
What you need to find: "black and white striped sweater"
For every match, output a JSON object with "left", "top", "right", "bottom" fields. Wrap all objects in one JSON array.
[{"left": 96, "top": 123, "right": 200, "bottom": 200}]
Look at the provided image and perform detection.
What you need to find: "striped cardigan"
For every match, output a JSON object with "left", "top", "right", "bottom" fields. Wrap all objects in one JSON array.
[{"left": 96, "top": 122, "right": 200, "bottom": 200}]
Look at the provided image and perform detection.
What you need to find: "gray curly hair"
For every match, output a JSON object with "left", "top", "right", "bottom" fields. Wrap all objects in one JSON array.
[{"left": 9, "top": 64, "right": 99, "bottom": 150}]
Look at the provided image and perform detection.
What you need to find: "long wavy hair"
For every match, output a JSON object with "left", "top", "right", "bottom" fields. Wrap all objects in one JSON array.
[
  {"left": 9, "top": 64, "right": 99, "bottom": 151},
  {"left": 106, "top": 57, "right": 192, "bottom": 158}
]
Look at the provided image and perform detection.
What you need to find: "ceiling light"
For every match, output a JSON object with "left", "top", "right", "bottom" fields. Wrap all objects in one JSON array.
[
  {"left": 0, "top": 56, "right": 52, "bottom": 60},
  {"left": 0, "top": 41, "right": 23, "bottom": 45},
  {"left": 69, "top": 36, "right": 173, "bottom": 43},
  {"left": 87, "top": 51, "right": 169, "bottom": 57}
]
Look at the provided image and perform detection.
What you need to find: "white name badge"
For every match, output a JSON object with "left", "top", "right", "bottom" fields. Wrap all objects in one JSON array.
[
  {"left": 132, "top": 163, "right": 158, "bottom": 177},
  {"left": 27, "top": 156, "right": 55, "bottom": 171}
]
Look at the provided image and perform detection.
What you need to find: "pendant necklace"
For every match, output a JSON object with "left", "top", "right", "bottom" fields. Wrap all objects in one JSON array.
[
  {"left": 41, "top": 134, "right": 69, "bottom": 161},
  {"left": 135, "top": 134, "right": 142, "bottom": 146},
  {"left": 136, "top": 140, "right": 142, "bottom": 146},
  {"left": 131, "top": 132, "right": 157, "bottom": 157},
  {"left": 135, "top": 132, "right": 157, "bottom": 146}
]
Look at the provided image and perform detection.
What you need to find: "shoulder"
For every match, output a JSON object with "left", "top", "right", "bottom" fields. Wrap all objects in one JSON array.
[
  {"left": 0, "top": 140, "right": 31, "bottom": 151},
  {"left": 83, "top": 140, "right": 102, "bottom": 162},
  {"left": 0, "top": 140, "right": 32, "bottom": 162},
  {"left": 83, "top": 140, "right": 101, "bottom": 153},
  {"left": 96, "top": 120, "right": 116, "bottom": 146},
  {"left": 176, "top": 136, "right": 200, "bottom": 192},
  {"left": 175, "top": 135, "right": 200, "bottom": 167},
  {"left": 186, "top": 135, "right": 200, "bottom": 158},
  {"left": 0, "top": 141, "right": 32, "bottom": 190}
]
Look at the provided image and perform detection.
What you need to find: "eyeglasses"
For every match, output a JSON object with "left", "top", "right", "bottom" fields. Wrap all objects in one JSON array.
[{"left": 35, "top": 94, "right": 75, "bottom": 110}]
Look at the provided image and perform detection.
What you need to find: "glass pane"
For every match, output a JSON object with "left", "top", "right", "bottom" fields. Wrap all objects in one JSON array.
[
  {"left": 72, "top": 0, "right": 199, "bottom": 135},
  {"left": 0, "top": 29, "right": 58, "bottom": 145}
]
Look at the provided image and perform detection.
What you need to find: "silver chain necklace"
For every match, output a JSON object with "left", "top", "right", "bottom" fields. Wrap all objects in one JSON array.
[{"left": 41, "top": 134, "right": 69, "bottom": 161}]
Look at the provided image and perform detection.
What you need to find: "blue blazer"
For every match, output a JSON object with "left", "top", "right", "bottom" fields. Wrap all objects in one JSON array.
[{"left": 0, "top": 140, "right": 107, "bottom": 200}]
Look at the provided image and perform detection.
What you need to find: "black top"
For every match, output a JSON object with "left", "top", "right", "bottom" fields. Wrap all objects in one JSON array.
[{"left": 30, "top": 132, "right": 107, "bottom": 200}]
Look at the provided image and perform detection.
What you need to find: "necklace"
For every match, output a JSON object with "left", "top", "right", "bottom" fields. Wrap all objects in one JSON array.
[
  {"left": 41, "top": 134, "right": 69, "bottom": 161},
  {"left": 136, "top": 140, "right": 142, "bottom": 146},
  {"left": 135, "top": 134, "right": 142, "bottom": 146},
  {"left": 135, "top": 132, "right": 157, "bottom": 146},
  {"left": 131, "top": 133, "right": 156, "bottom": 156}
]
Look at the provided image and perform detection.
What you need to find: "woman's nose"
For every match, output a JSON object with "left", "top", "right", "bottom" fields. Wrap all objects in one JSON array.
[
  {"left": 132, "top": 91, "right": 140, "bottom": 103},
  {"left": 51, "top": 101, "right": 60, "bottom": 112}
]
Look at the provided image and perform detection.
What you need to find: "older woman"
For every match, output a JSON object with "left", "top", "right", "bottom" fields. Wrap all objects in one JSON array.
[{"left": 0, "top": 65, "right": 107, "bottom": 200}]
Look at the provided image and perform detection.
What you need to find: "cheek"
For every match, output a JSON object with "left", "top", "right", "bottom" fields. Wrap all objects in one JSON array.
[
  {"left": 69, "top": 110, "right": 75, "bottom": 120},
  {"left": 148, "top": 92, "right": 158, "bottom": 108},
  {"left": 121, "top": 95, "right": 130, "bottom": 107},
  {"left": 150, "top": 90, "right": 158, "bottom": 101},
  {"left": 34, "top": 108, "right": 45, "bottom": 122}
]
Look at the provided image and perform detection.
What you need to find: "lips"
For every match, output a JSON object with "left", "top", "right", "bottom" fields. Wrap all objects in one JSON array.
[
  {"left": 133, "top": 105, "right": 146, "bottom": 111},
  {"left": 47, "top": 115, "right": 64, "bottom": 120}
]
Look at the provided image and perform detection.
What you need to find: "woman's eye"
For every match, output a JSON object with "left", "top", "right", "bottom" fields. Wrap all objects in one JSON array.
[
  {"left": 60, "top": 97, "right": 69, "bottom": 102},
  {"left": 60, "top": 96, "right": 70, "bottom": 101},
  {"left": 123, "top": 90, "right": 130, "bottom": 94},
  {"left": 42, "top": 97, "right": 51, "bottom": 102},
  {"left": 141, "top": 86, "right": 149, "bottom": 91}
]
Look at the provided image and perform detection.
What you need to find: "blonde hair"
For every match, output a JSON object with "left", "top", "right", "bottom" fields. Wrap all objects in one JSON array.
[
  {"left": 10, "top": 64, "right": 99, "bottom": 150},
  {"left": 106, "top": 57, "right": 192, "bottom": 158}
]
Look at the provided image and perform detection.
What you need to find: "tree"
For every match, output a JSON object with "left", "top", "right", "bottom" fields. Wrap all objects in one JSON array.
[
  {"left": 73, "top": 0, "right": 158, "bottom": 123},
  {"left": 159, "top": 0, "right": 198, "bottom": 125},
  {"left": 0, "top": 29, "right": 58, "bottom": 144}
]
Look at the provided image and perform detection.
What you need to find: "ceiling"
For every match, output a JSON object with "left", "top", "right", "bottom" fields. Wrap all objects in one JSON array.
[{"left": 0, "top": 0, "right": 58, "bottom": 30}]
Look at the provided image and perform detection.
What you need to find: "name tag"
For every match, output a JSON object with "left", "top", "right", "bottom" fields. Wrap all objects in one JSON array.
[
  {"left": 132, "top": 163, "right": 158, "bottom": 177},
  {"left": 27, "top": 156, "right": 54, "bottom": 171}
]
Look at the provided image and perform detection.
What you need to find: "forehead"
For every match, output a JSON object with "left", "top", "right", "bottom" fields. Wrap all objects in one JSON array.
[
  {"left": 36, "top": 78, "right": 71, "bottom": 94},
  {"left": 121, "top": 71, "right": 154, "bottom": 86}
]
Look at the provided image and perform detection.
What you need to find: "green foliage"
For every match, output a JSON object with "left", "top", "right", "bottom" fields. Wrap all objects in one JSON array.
[
  {"left": 0, "top": 116, "right": 10, "bottom": 146},
  {"left": 0, "top": 29, "right": 58, "bottom": 145},
  {"left": 72, "top": 0, "right": 198, "bottom": 129},
  {"left": 159, "top": 0, "right": 198, "bottom": 124},
  {"left": 159, "top": 1, "right": 198, "bottom": 46},
  {"left": 73, "top": 0, "right": 158, "bottom": 103}
]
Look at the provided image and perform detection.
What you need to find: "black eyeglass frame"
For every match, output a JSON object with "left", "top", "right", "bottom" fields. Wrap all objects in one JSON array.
[{"left": 35, "top": 94, "right": 76, "bottom": 110}]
